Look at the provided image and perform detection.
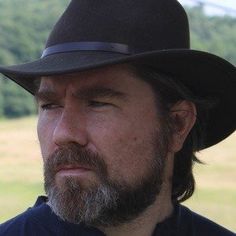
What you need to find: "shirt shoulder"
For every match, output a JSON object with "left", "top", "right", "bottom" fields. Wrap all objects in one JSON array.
[
  {"left": 0, "top": 196, "right": 56, "bottom": 236},
  {"left": 0, "top": 196, "right": 105, "bottom": 236},
  {"left": 179, "top": 205, "right": 235, "bottom": 236}
]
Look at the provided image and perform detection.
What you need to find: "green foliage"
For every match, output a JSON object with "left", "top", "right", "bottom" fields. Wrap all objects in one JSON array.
[
  {"left": 0, "top": 0, "right": 70, "bottom": 64},
  {"left": 0, "top": 79, "right": 4, "bottom": 117},
  {"left": 0, "top": 1, "right": 235, "bottom": 118},
  {"left": 0, "top": 0, "right": 69, "bottom": 118},
  {"left": 187, "top": 6, "right": 236, "bottom": 64},
  {"left": 1, "top": 78, "right": 36, "bottom": 118}
]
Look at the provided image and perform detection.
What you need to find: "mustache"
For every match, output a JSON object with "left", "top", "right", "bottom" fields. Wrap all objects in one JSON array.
[{"left": 44, "top": 143, "right": 107, "bottom": 178}]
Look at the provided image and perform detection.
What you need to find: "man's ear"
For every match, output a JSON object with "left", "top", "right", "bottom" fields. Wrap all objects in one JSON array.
[{"left": 169, "top": 100, "right": 197, "bottom": 153}]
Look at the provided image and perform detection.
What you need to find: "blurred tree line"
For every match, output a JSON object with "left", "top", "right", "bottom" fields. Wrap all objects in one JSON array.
[{"left": 0, "top": 0, "right": 235, "bottom": 118}]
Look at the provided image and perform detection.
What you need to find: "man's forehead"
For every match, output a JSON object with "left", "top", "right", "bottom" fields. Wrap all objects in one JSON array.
[
  {"left": 38, "top": 75, "right": 114, "bottom": 94},
  {"left": 35, "top": 64, "right": 156, "bottom": 103}
]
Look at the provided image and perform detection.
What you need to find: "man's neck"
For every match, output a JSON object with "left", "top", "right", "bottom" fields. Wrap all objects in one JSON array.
[
  {"left": 99, "top": 153, "right": 175, "bottom": 236},
  {"left": 99, "top": 182, "right": 173, "bottom": 236}
]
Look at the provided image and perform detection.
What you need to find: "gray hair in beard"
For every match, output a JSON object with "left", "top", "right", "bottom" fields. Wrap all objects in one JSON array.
[{"left": 44, "top": 140, "right": 168, "bottom": 227}]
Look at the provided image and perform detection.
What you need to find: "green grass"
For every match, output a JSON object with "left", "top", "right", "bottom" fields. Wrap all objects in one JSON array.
[
  {"left": 184, "top": 188, "right": 236, "bottom": 231},
  {"left": 0, "top": 181, "right": 44, "bottom": 222},
  {"left": 0, "top": 116, "right": 44, "bottom": 222},
  {"left": 0, "top": 117, "right": 235, "bottom": 232}
]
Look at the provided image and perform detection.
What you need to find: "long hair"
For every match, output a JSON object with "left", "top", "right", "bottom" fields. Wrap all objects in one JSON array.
[{"left": 131, "top": 64, "right": 216, "bottom": 202}]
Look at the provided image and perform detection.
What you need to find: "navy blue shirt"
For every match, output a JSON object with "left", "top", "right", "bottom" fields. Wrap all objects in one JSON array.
[{"left": 0, "top": 196, "right": 234, "bottom": 236}]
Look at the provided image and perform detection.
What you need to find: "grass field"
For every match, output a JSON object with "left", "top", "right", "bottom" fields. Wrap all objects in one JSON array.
[{"left": 0, "top": 116, "right": 235, "bottom": 232}]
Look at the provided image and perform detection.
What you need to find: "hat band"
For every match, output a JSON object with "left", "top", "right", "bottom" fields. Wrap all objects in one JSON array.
[{"left": 41, "top": 42, "right": 132, "bottom": 58}]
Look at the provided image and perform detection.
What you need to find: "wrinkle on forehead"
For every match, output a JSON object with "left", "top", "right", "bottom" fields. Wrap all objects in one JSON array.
[
  {"left": 35, "top": 85, "right": 128, "bottom": 103},
  {"left": 38, "top": 64, "right": 137, "bottom": 94},
  {"left": 36, "top": 65, "right": 136, "bottom": 102}
]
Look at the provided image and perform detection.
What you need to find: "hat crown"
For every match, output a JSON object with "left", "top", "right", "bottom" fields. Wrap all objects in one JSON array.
[{"left": 46, "top": 0, "right": 190, "bottom": 52}]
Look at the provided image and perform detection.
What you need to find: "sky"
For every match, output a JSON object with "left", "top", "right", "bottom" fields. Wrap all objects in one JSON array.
[{"left": 178, "top": 0, "right": 236, "bottom": 16}]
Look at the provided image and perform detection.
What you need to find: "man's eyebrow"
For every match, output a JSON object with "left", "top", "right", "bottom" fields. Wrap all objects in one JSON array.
[
  {"left": 34, "top": 90, "right": 60, "bottom": 102},
  {"left": 35, "top": 87, "right": 127, "bottom": 102},
  {"left": 73, "top": 87, "right": 127, "bottom": 101}
]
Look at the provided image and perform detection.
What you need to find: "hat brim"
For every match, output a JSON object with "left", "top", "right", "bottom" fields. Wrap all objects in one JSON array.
[{"left": 0, "top": 48, "right": 235, "bottom": 149}]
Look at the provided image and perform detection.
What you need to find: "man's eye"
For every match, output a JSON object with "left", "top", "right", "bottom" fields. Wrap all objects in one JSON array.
[
  {"left": 88, "top": 101, "right": 110, "bottom": 107},
  {"left": 40, "top": 104, "right": 60, "bottom": 110}
]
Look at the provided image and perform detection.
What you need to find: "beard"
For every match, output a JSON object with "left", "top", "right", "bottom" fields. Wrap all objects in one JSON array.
[{"left": 44, "top": 134, "right": 168, "bottom": 227}]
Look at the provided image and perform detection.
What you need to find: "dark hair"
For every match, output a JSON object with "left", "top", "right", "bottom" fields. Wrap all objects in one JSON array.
[{"left": 130, "top": 64, "right": 216, "bottom": 202}]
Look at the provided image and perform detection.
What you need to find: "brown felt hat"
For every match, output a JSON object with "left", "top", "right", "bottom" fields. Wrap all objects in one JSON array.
[{"left": 0, "top": 0, "right": 235, "bottom": 149}]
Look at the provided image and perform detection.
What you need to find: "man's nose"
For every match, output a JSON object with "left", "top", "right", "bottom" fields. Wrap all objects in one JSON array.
[{"left": 52, "top": 109, "right": 88, "bottom": 147}]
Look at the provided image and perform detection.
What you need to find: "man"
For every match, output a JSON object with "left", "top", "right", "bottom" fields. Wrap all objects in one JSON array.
[{"left": 0, "top": 0, "right": 235, "bottom": 235}]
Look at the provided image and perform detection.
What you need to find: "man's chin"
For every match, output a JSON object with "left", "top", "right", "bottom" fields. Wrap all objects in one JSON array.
[
  {"left": 46, "top": 179, "right": 119, "bottom": 226},
  {"left": 55, "top": 170, "right": 101, "bottom": 189}
]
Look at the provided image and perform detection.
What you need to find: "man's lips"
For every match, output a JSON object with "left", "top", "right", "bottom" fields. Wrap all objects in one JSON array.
[
  {"left": 56, "top": 165, "right": 92, "bottom": 172},
  {"left": 55, "top": 165, "right": 93, "bottom": 176}
]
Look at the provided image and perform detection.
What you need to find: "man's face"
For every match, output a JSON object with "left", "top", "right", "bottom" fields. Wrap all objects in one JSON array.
[{"left": 36, "top": 64, "right": 169, "bottom": 226}]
